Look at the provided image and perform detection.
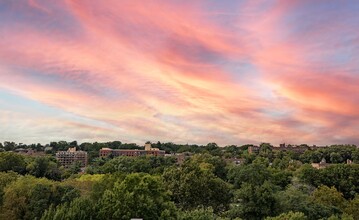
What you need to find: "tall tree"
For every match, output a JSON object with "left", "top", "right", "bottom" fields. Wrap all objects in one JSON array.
[
  {"left": 265, "top": 211, "right": 307, "bottom": 220},
  {"left": 345, "top": 195, "right": 359, "bottom": 220},
  {"left": 227, "top": 162, "right": 271, "bottom": 188},
  {"left": 0, "top": 171, "right": 18, "bottom": 206},
  {"left": 277, "top": 183, "right": 334, "bottom": 219},
  {"left": 0, "top": 152, "right": 26, "bottom": 174},
  {"left": 41, "top": 197, "right": 96, "bottom": 220},
  {"left": 163, "top": 162, "right": 232, "bottom": 212},
  {"left": 98, "top": 173, "right": 177, "bottom": 220},
  {"left": 1, "top": 175, "right": 79, "bottom": 220},
  {"left": 26, "top": 156, "right": 61, "bottom": 180},
  {"left": 227, "top": 181, "right": 278, "bottom": 220},
  {"left": 330, "top": 152, "right": 343, "bottom": 164},
  {"left": 3, "top": 142, "right": 16, "bottom": 151},
  {"left": 311, "top": 185, "right": 347, "bottom": 214}
]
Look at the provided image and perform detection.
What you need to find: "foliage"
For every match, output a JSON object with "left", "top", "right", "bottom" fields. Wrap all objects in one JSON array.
[
  {"left": 327, "top": 214, "right": 354, "bottom": 220},
  {"left": 188, "top": 153, "right": 228, "bottom": 179},
  {"left": 227, "top": 162, "right": 292, "bottom": 189},
  {"left": 259, "top": 143, "right": 274, "bottom": 161},
  {"left": 227, "top": 163, "right": 271, "bottom": 188},
  {"left": 265, "top": 211, "right": 307, "bottom": 220},
  {"left": 3, "top": 141, "right": 16, "bottom": 151},
  {"left": 41, "top": 197, "right": 96, "bottom": 220},
  {"left": 272, "top": 156, "right": 302, "bottom": 171},
  {"left": 270, "top": 168, "right": 293, "bottom": 189},
  {"left": 26, "top": 156, "right": 61, "bottom": 180},
  {"left": 298, "top": 164, "right": 359, "bottom": 199},
  {"left": 90, "top": 172, "right": 126, "bottom": 201},
  {"left": 311, "top": 185, "right": 347, "bottom": 212},
  {"left": 100, "top": 155, "right": 176, "bottom": 174},
  {"left": 1, "top": 175, "right": 79, "bottom": 220},
  {"left": 276, "top": 183, "right": 334, "bottom": 219},
  {"left": 1, "top": 141, "right": 359, "bottom": 219},
  {"left": 62, "top": 174, "right": 104, "bottom": 197},
  {"left": 345, "top": 195, "right": 359, "bottom": 220},
  {"left": 0, "top": 171, "right": 18, "bottom": 205},
  {"left": 227, "top": 181, "right": 278, "bottom": 220},
  {"left": 178, "top": 207, "right": 217, "bottom": 220},
  {"left": 0, "top": 152, "right": 26, "bottom": 174},
  {"left": 163, "top": 161, "right": 232, "bottom": 213},
  {"left": 98, "top": 173, "right": 177, "bottom": 220}
]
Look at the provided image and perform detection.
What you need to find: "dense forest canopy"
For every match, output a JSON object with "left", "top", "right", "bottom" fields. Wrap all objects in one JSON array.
[{"left": 0, "top": 141, "right": 359, "bottom": 219}]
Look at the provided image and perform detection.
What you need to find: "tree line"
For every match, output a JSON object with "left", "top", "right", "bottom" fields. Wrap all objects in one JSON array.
[{"left": 1, "top": 142, "right": 359, "bottom": 219}]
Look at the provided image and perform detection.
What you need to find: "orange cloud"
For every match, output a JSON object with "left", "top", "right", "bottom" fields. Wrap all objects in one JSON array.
[{"left": 0, "top": 0, "right": 358, "bottom": 145}]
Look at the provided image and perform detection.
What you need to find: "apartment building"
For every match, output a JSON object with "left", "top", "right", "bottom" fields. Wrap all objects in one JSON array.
[
  {"left": 56, "top": 147, "right": 88, "bottom": 168},
  {"left": 99, "top": 143, "right": 165, "bottom": 157}
]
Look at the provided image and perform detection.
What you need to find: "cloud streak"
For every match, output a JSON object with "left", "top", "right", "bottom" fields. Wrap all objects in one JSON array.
[{"left": 0, "top": 0, "right": 358, "bottom": 145}]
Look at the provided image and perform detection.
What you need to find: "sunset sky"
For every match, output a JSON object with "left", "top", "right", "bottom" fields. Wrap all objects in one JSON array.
[{"left": 1, "top": 0, "right": 359, "bottom": 146}]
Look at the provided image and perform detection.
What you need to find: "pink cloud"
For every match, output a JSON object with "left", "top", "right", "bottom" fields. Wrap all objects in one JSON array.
[{"left": 0, "top": 0, "right": 358, "bottom": 145}]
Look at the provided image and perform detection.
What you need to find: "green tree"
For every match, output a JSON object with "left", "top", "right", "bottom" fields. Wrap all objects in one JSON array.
[
  {"left": 327, "top": 214, "right": 354, "bottom": 220},
  {"left": 3, "top": 141, "right": 16, "bottom": 151},
  {"left": 163, "top": 162, "right": 232, "bottom": 212},
  {"left": 276, "top": 184, "right": 333, "bottom": 220},
  {"left": 100, "top": 156, "right": 151, "bottom": 173},
  {"left": 223, "top": 145, "right": 242, "bottom": 158},
  {"left": 259, "top": 143, "right": 274, "bottom": 160},
  {"left": 204, "top": 143, "right": 223, "bottom": 157},
  {"left": 189, "top": 153, "right": 227, "bottom": 179},
  {"left": 69, "top": 161, "right": 82, "bottom": 174},
  {"left": 311, "top": 185, "right": 346, "bottom": 215},
  {"left": 41, "top": 197, "right": 96, "bottom": 220},
  {"left": 26, "top": 157, "right": 48, "bottom": 177},
  {"left": 98, "top": 173, "right": 177, "bottom": 220},
  {"left": 0, "top": 171, "right": 18, "bottom": 206},
  {"left": 90, "top": 173, "right": 125, "bottom": 202},
  {"left": 227, "top": 163, "right": 271, "bottom": 188},
  {"left": 272, "top": 157, "right": 290, "bottom": 170},
  {"left": 300, "top": 150, "right": 322, "bottom": 163},
  {"left": 265, "top": 211, "right": 307, "bottom": 220},
  {"left": 352, "top": 150, "right": 359, "bottom": 163},
  {"left": 299, "top": 164, "right": 359, "bottom": 199},
  {"left": 26, "top": 156, "right": 61, "bottom": 180},
  {"left": 1, "top": 175, "right": 79, "bottom": 220},
  {"left": 330, "top": 152, "right": 343, "bottom": 164},
  {"left": 345, "top": 195, "right": 359, "bottom": 220},
  {"left": 0, "top": 152, "right": 26, "bottom": 174},
  {"left": 178, "top": 207, "right": 217, "bottom": 220},
  {"left": 272, "top": 156, "right": 302, "bottom": 171},
  {"left": 270, "top": 169, "right": 292, "bottom": 189},
  {"left": 297, "top": 164, "right": 322, "bottom": 187},
  {"left": 100, "top": 155, "right": 176, "bottom": 175},
  {"left": 227, "top": 181, "right": 278, "bottom": 220}
]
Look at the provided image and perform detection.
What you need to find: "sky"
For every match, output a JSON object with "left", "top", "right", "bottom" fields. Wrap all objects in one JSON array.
[{"left": 0, "top": 0, "right": 359, "bottom": 146}]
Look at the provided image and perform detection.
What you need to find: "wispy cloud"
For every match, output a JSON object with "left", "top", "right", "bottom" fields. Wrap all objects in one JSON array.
[{"left": 0, "top": 0, "right": 358, "bottom": 145}]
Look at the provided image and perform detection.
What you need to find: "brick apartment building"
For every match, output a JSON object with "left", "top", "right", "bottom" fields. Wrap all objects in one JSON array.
[{"left": 99, "top": 143, "right": 165, "bottom": 157}]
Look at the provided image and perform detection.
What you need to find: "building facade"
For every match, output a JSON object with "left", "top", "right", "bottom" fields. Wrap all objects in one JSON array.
[
  {"left": 56, "top": 147, "right": 88, "bottom": 168},
  {"left": 99, "top": 143, "right": 165, "bottom": 157},
  {"left": 248, "top": 146, "right": 260, "bottom": 154}
]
